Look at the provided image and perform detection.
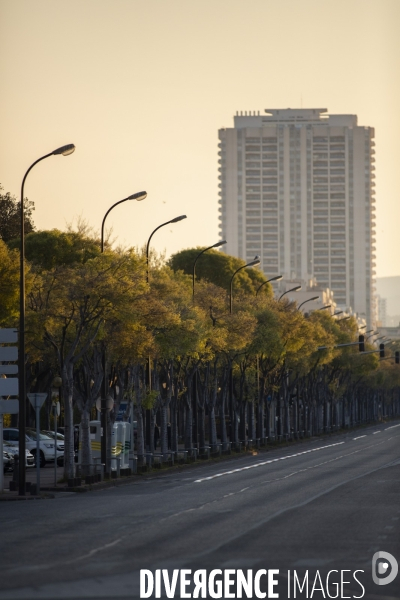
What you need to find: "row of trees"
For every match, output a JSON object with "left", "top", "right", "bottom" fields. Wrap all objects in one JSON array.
[{"left": 1, "top": 204, "right": 399, "bottom": 479}]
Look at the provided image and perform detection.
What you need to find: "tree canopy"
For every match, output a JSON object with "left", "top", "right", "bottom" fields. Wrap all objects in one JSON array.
[
  {"left": 0, "top": 185, "right": 35, "bottom": 242},
  {"left": 1, "top": 226, "right": 398, "bottom": 478}
]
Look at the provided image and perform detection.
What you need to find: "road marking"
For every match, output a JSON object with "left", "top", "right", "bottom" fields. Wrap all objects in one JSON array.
[
  {"left": 64, "top": 538, "right": 122, "bottom": 564},
  {"left": 385, "top": 424, "right": 400, "bottom": 430},
  {"left": 353, "top": 435, "right": 367, "bottom": 440},
  {"left": 194, "top": 442, "right": 345, "bottom": 483},
  {"left": 373, "top": 431, "right": 381, "bottom": 434}
]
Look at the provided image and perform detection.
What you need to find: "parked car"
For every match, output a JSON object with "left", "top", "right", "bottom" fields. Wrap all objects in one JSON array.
[
  {"left": 3, "top": 450, "right": 14, "bottom": 473},
  {"left": 3, "top": 443, "right": 35, "bottom": 469},
  {"left": 42, "top": 431, "right": 66, "bottom": 465},
  {"left": 42, "top": 430, "right": 64, "bottom": 450},
  {"left": 49, "top": 426, "right": 79, "bottom": 461},
  {"left": 2, "top": 428, "right": 64, "bottom": 468}
]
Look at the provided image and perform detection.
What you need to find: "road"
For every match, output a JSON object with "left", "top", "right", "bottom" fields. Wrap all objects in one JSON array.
[{"left": 0, "top": 422, "right": 399, "bottom": 600}]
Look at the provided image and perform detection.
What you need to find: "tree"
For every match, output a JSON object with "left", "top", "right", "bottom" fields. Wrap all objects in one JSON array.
[
  {"left": 8, "top": 228, "right": 101, "bottom": 270},
  {"left": 169, "top": 247, "right": 270, "bottom": 296},
  {"left": 0, "top": 240, "right": 20, "bottom": 326},
  {"left": 26, "top": 249, "right": 147, "bottom": 478},
  {"left": 0, "top": 186, "right": 35, "bottom": 242}
]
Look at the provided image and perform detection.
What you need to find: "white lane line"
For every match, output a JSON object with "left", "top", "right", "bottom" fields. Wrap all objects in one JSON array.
[
  {"left": 64, "top": 538, "right": 122, "bottom": 564},
  {"left": 373, "top": 431, "right": 381, "bottom": 434},
  {"left": 194, "top": 442, "right": 345, "bottom": 483},
  {"left": 385, "top": 424, "right": 400, "bottom": 430},
  {"left": 353, "top": 435, "right": 367, "bottom": 440}
]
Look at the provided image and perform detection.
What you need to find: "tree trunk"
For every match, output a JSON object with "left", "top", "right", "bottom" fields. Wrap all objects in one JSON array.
[
  {"left": 80, "top": 406, "right": 92, "bottom": 477},
  {"left": 62, "top": 362, "right": 75, "bottom": 480},
  {"left": 160, "top": 404, "right": 168, "bottom": 454},
  {"left": 184, "top": 376, "right": 193, "bottom": 450},
  {"left": 171, "top": 397, "right": 179, "bottom": 452}
]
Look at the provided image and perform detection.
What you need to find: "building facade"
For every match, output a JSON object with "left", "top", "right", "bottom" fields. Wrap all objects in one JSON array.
[{"left": 218, "top": 108, "right": 376, "bottom": 325}]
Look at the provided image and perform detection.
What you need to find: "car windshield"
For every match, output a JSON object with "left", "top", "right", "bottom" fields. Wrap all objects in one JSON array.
[
  {"left": 26, "top": 429, "right": 53, "bottom": 441},
  {"left": 44, "top": 431, "right": 64, "bottom": 440}
]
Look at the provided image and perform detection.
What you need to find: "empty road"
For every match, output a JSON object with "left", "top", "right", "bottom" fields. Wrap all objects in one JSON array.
[{"left": 0, "top": 421, "right": 399, "bottom": 600}]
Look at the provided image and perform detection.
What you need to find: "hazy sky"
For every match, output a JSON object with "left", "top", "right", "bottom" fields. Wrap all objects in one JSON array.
[{"left": 1, "top": 0, "right": 399, "bottom": 277}]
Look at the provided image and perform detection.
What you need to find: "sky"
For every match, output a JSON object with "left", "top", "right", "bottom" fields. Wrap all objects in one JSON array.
[{"left": 1, "top": 0, "right": 399, "bottom": 278}]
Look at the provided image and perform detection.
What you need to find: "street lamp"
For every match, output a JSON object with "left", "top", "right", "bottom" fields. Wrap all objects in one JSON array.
[
  {"left": 333, "top": 311, "right": 343, "bottom": 317},
  {"left": 366, "top": 330, "right": 379, "bottom": 340},
  {"left": 305, "top": 304, "right": 331, "bottom": 318},
  {"left": 18, "top": 144, "right": 75, "bottom": 496},
  {"left": 144, "top": 215, "right": 187, "bottom": 448},
  {"left": 146, "top": 215, "right": 187, "bottom": 282},
  {"left": 298, "top": 296, "right": 319, "bottom": 311},
  {"left": 101, "top": 190, "right": 147, "bottom": 252},
  {"left": 229, "top": 256, "right": 260, "bottom": 314},
  {"left": 100, "top": 190, "right": 147, "bottom": 474},
  {"left": 256, "top": 275, "right": 283, "bottom": 296},
  {"left": 192, "top": 240, "right": 227, "bottom": 300},
  {"left": 191, "top": 240, "right": 227, "bottom": 448},
  {"left": 278, "top": 285, "right": 301, "bottom": 302},
  {"left": 228, "top": 255, "right": 260, "bottom": 445}
]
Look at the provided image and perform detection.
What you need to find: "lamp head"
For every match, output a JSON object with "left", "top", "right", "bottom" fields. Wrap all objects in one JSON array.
[
  {"left": 128, "top": 191, "right": 147, "bottom": 201},
  {"left": 292, "top": 285, "right": 302, "bottom": 292},
  {"left": 310, "top": 296, "right": 319, "bottom": 302},
  {"left": 53, "top": 144, "right": 75, "bottom": 156},
  {"left": 170, "top": 214, "right": 187, "bottom": 223},
  {"left": 248, "top": 256, "right": 261, "bottom": 267},
  {"left": 213, "top": 240, "right": 227, "bottom": 248}
]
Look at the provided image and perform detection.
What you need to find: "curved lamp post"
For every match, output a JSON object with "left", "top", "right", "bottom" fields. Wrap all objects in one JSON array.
[
  {"left": 192, "top": 240, "right": 227, "bottom": 300},
  {"left": 256, "top": 275, "right": 283, "bottom": 296},
  {"left": 318, "top": 304, "right": 332, "bottom": 311},
  {"left": 228, "top": 255, "right": 260, "bottom": 445},
  {"left": 144, "top": 214, "right": 187, "bottom": 448},
  {"left": 305, "top": 304, "right": 331, "bottom": 318},
  {"left": 100, "top": 190, "right": 147, "bottom": 472},
  {"left": 366, "top": 330, "right": 379, "bottom": 340},
  {"left": 101, "top": 190, "right": 147, "bottom": 252},
  {"left": 278, "top": 285, "right": 301, "bottom": 302},
  {"left": 297, "top": 296, "right": 319, "bottom": 311},
  {"left": 146, "top": 215, "right": 187, "bottom": 282},
  {"left": 18, "top": 144, "right": 75, "bottom": 496},
  {"left": 229, "top": 256, "right": 260, "bottom": 314}
]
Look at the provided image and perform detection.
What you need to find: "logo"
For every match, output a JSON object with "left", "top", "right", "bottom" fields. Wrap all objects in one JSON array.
[{"left": 372, "top": 551, "right": 398, "bottom": 586}]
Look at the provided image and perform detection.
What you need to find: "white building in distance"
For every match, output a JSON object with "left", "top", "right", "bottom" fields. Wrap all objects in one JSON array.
[{"left": 218, "top": 108, "right": 376, "bottom": 326}]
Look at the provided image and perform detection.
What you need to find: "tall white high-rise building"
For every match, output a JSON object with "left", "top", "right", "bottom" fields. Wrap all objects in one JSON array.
[{"left": 218, "top": 108, "right": 376, "bottom": 325}]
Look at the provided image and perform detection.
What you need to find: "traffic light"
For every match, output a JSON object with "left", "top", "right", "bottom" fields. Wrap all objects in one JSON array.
[
  {"left": 395, "top": 351, "right": 399, "bottom": 364},
  {"left": 358, "top": 334, "right": 365, "bottom": 352},
  {"left": 379, "top": 343, "right": 385, "bottom": 358}
]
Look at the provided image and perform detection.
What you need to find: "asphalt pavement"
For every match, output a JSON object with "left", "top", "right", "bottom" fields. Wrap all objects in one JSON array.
[{"left": 0, "top": 421, "right": 399, "bottom": 600}]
